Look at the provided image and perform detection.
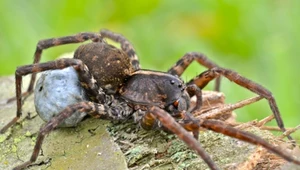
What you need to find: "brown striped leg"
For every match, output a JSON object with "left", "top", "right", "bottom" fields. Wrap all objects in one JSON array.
[
  {"left": 201, "top": 119, "right": 300, "bottom": 165},
  {"left": 12, "top": 101, "right": 131, "bottom": 170},
  {"left": 187, "top": 67, "right": 293, "bottom": 141},
  {"left": 187, "top": 67, "right": 219, "bottom": 89},
  {"left": 0, "top": 58, "right": 103, "bottom": 133},
  {"left": 149, "top": 106, "right": 219, "bottom": 170},
  {"left": 167, "top": 52, "right": 221, "bottom": 91},
  {"left": 7, "top": 32, "right": 102, "bottom": 103},
  {"left": 139, "top": 84, "right": 203, "bottom": 138},
  {"left": 166, "top": 84, "right": 204, "bottom": 139},
  {"left": 179, "top": 84, "right": 204, "bottom": 139},
  {"left": 139, "top": 111, "right": 157, "bottom": 130},
  {"left": 185, "top": 84, "right": 202, "bottom": 112},
  {"left": 140, "top": 110, "right": 201, "bottom": 139},
  {"left": 100, "top": 29, "right": 140, "bottom": 71}
]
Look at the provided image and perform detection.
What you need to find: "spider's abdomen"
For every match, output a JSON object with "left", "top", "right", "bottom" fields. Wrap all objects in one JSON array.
[
  {"left": 119, "top": 70, "right": 185, "bottom": 108},
  {"left": 74, "top": 42, "right": 134, "bottom": 93}
]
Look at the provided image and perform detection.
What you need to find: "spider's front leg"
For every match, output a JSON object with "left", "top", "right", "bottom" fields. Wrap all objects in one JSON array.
[
  {"left": 7, "top": 32, "right": 102, "bottom": 103},
  {"left": 139, "top": 83, "right": 203, "bottom": 138},
  {"left": 0, "top": 58, "right": 103, "bottom": 133},
  {"left": 187, "top": 67, "right": 294, "bottom": 140},
  {"left": 168, "top": 52, "right": 221, "bottom": 91},
  {"left": 138, "top": 84, "right": 218, "bottom": 168},
  {"left": 148, "top": 106, "right": 219, "bottom": 170}
]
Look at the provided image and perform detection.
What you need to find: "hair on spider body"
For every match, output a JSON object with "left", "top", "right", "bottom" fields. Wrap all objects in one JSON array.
[
  {"left": 119, "top": 70, "right": 189, "bottom": 108},
  {"left": 1, "top": 29, "right": 300, "bottom": 170},
  {"left": 74, "top": 41, "right": 135, "bottom": 95}
]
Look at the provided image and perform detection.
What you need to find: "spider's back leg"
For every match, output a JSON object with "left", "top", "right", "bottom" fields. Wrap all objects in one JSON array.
[
  {"left": 8, "top": 32, "right": 103, "bottom": 103},
  {"left": 0, "top": 58, "right": 102, "bottom": 133},
  {"left": 100, "top": 29, "right": 141, "bottom": 71},
  {"left": 149, "top": 106, "right": 220, "bottom": 170}
]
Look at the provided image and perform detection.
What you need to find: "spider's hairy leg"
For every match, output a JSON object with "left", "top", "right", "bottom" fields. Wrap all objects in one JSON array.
[
  {"left": 185, "top": 84, "right": 202, "bottom": 112},
  {"left": 167, "top": 52, "right": 221, "bottom": 91},
  {"left": 100, "top": 29, "right": 140, "bottom": 71},
  {"left": 12, "top": 101, "right": 131, "bottom": 170},
  {"left": 187, "top": 67, "right": 293, "bottom": 141},
  {"left": 201, "top": 119, "right": 300, "bottom": 165},
  {"left": 0, "top": 58, "right": 102, "bottom": 133},
  {"left": 187, "top": 67, "right": 219, "bottom": 89},
  {"left": 175, "top": 84, "right": 204, "bottom": 139},
  {"left": 149, "top": 106, "right": 220, "bottom": 170},
  {"left": 7, "top": 32, "right": 102, "bottom": 103},
  {"left": 139, "top": 111, "right": 157, "bottom": 130}
]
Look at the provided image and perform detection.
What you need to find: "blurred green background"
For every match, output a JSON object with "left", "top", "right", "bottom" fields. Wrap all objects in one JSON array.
[{"left": 0, "top": 1, "right": 299, "bottom": 139}]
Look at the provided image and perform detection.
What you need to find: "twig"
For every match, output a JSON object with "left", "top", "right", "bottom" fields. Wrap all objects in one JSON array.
[
  {"left": 196, "top": 96, "right": 263, "bottom": 119},
  {"left": 279, "top": 125, "right": 300, "bottom": 139},
  {"left": 256, "top": 114, "right": 275, "bottom": 127},
  {"left": 229, "top": 122, "right": 294, "bottom": 132}
]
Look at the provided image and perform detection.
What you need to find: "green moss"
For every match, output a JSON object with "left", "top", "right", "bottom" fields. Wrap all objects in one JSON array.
[
  {"left": 0, "top": 133, "right": 9, "bottom": 143},
  {"left": 11, "top": 145, "right": 17, "bottom": 153},
  {"left": 25, "top": 131, "right": 32, "bottom": 137},
  {"left": 13, "top": 137, "right": 22, "bottom": 144}
]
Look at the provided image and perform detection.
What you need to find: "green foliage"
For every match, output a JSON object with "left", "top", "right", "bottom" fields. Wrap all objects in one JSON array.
[{"left": 0, "top": 0, "right": 299, "bottom": 139}]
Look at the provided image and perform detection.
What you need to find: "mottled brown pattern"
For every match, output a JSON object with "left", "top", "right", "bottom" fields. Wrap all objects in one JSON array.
[{"left": 74, "top": 42, "right": 134, "bottom": 93}]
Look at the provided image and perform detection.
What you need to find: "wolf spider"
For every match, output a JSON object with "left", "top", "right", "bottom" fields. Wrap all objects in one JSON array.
[{"left": 1, "top": 29, "right": 299, "bottom": 170}]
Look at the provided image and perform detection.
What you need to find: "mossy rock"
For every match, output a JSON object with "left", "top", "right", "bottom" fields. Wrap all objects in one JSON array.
[{"left": 0, "top": 76, "right": 127, "bottom": 170}]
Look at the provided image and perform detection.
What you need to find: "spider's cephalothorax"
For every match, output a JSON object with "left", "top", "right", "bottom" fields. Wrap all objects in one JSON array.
[
  {"left": 120, "top": 70, "right": 187, "bottom": 108},
  {"left": 1, "top": 29, "right": 300, "bottom": 170}
]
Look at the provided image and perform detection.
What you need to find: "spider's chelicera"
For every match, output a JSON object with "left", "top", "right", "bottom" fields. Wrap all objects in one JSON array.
[{"left": 1, "top": 29, "right": 300, "bottom": 170}]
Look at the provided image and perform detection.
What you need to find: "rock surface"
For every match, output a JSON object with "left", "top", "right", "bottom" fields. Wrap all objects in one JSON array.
[{"left": 0, "top": 75, "right": 127, "bottom": 170}]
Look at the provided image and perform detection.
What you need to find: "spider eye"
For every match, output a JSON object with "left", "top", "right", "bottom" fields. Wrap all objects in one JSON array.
[
  {"left": 173, "top": 99, "right": 180, "bottom": 108},
  {"left": 170, "top": 80, "right": 175, "bottom": 85}
]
